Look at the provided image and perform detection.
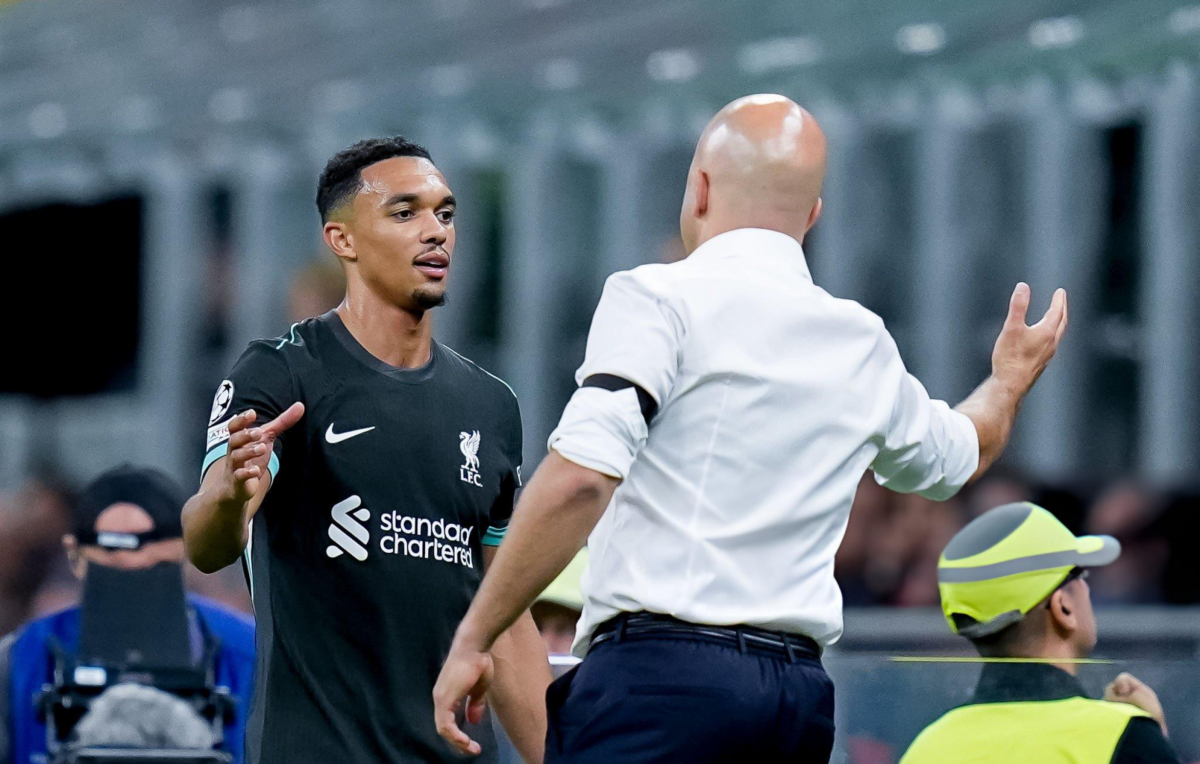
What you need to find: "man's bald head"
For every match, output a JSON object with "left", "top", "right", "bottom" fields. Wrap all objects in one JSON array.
[{"left": 679, "top": 94, "right": 827, "bottom": 254}]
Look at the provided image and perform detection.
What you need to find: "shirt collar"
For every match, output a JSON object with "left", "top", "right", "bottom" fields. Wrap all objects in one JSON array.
[
  {"left": 686, "top": 228, "right": 812, "bottom": 282},
  {"left": 969, "top": 663, "right": 1088, "bottom": 705}
]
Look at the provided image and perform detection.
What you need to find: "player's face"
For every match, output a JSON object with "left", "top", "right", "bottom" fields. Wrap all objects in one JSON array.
[{"left": 345, "top": 156, "right": 457, "bottom": 312}]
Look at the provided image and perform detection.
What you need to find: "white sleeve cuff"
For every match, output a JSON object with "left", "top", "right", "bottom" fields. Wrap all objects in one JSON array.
[
  {"left": 873, "top": 402, "right": 979, "bottom": 501},
  {"left": 547, "top": 387, "right": 648, "bottom": 480}
]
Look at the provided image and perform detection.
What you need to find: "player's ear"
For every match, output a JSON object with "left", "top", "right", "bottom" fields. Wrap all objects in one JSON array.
[{"left": 323, "top": 219, "right": 357, "bottom": 263}]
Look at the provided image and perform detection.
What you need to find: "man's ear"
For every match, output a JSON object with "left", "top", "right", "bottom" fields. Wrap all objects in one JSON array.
[
  {"left": 806, "top": 197, "right": 823, "bottom": 233},
  {"left": 1048, "top": 588, "right": 1078, "bottom": 635},
  {"left": 694, "top": 170, "right": 710, "bottom": 219},
  {"left": 323, "top": 219, "right": 357, "bottom": 263}
]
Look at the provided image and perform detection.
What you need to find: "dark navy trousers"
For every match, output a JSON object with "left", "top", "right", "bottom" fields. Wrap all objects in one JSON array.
[{"left": 544, "top": 633, "right": 835, "bottom": 763}]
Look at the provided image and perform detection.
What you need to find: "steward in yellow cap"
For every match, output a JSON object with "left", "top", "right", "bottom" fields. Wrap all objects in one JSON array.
[{"left": 901, "top": 502, "right": 1178, "bottom": 764}]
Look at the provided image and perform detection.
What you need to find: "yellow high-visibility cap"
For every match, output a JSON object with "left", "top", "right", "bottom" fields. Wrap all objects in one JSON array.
[
  {"left": 938, "top": 502, "right": 1120, "bottom": 638},
  {"left": 536, "top": 548, "right": 588, "bottom": 612}
]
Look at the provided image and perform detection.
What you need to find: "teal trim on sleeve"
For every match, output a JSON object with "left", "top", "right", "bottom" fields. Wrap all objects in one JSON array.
[
  {"left": 482, "top": 526, "right": 507, "bottom": 546},
  {"left": 201, "top": 443, "right": 229, "bottom": 479},
  {"left": 200, "top": 444, "right": 280, "bottom": 481}
]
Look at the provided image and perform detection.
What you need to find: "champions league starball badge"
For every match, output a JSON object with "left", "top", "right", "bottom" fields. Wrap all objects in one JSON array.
[{"left": 210, "top": 380, "right": 235, "bottom": 425}]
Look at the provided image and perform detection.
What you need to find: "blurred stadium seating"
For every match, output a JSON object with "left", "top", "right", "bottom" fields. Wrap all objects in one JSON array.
[{"left": 0, "top": 1, "right": 1198, "bottom": 760}]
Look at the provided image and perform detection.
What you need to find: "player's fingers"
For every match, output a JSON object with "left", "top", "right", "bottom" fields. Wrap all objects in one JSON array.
[
  {"left": 231, "top": 465, "right": 261, "bottom": 483},
  {"left": 227, "top": 409, "right": 256, "bottom": 434},
  {"left": 263, "top": 402, "right": 305, "bottom": 436},
  {"left": 228, "top": 443, "right": 269, "bottom": 466},
  {"left": 1005, "top": 282, "right": 1031, "bottom": 328},
  {"left": 228, "top": 426, "right": 263, "bottom": 450}
]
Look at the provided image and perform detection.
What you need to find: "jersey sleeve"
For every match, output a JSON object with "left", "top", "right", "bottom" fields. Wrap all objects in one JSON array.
[
  {"left": 869, "top": 322, "right": 979, "bottom": 501},
  {"left": 201, "top": 341, "right": 296, "bottom": 482},
  {"left": 483, "top": 391, "right": 523, "bottom": 547},
  {"left": 548, "top": 268, "right": 684, "bottom": 480}
]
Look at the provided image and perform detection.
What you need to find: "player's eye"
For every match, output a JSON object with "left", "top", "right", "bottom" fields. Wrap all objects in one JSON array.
[
  {"left": 438, "top": 209, "right": 455, "bottom": 224},
  {"left": 390, "top": 209, "right": 414, "bottom": 220}
]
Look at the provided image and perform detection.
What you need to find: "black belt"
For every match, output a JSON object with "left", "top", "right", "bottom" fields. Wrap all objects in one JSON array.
[{"left": 589, "top": 612, "right": 821, "bottom": 663}]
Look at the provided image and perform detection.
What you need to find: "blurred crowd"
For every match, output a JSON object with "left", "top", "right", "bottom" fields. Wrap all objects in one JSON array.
[
  {"left": 837, "top": 470, "right": 1200, "bottom": 609},
  {"left": 1, "top": 464, "right": 1197, "bottom": 636}
]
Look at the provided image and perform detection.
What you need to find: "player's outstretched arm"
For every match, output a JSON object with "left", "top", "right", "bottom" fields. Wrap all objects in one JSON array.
[
  {"left": 956, "top": 283, "right": 1068, "bottom": 482},
  {"left": 183, "top": 403, "right": 304, "bottom": 573}
]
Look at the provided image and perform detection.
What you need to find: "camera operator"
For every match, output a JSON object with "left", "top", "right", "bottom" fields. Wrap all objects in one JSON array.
[{"left": 0, "top": 465, "right": 255, "bottom": 764}]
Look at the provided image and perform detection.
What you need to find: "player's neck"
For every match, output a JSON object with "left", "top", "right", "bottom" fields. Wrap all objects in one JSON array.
[{"left": 335, "top": 295, "right": 433, "bottom": 369}]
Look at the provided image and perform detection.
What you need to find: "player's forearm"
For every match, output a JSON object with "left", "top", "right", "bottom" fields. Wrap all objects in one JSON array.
[
  {"left": 488, "top": 612, "right": 552, "bottom": 764},
  {"left": 954, "top": 374, "right": 1023, "bottom": 483},
  {"left": 456, "top": 452, "right": 616, "bottom": 653},
  {"left": 182, "top": 486, "right": 253, "bottom": 573}
]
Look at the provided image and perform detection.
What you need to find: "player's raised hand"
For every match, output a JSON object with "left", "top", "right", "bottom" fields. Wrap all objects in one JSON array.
[
  {"left": 220, "top": 402, "right": 305, "bottom": 503},
  {"left": 990, "top": 283, "right": 1068, "bottom": 397},
  {"left": 433, "top": 645, "right": 495, "bottom": 756}
]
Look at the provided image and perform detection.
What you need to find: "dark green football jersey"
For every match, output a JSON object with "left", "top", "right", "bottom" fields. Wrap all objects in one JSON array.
[{"left": 202, "top": 311, "right": 521, "bottom": 764}]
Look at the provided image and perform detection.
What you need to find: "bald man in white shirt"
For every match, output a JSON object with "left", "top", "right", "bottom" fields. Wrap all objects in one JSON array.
[{"left": 435, "top": 94, "right": 1068, "bottom": 762}]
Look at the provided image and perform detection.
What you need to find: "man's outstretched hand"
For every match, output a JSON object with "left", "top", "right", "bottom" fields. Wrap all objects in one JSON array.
[
  {"left": 957, "top": 283, "right": 1069, "bottom": 482},
  {"left": 432, "top": 644, "right": 494, "bottom": 756},
  {"left": 990, "top": 282, "right": 1068, "bottom": 398},
  {"left": 219, "top": 402, "right": 305, "bottom": 503}
]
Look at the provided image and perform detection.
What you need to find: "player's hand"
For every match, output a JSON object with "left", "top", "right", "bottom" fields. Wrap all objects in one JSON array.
[
  {"left": 433, "top": 644, "right": 495, "bottom": 756},
  {"left": 219, "top": 403, "right": 305, "bottom": 504},
  {"left": 990, "top": 283, "right": 1068, "bottom": 397},
  {"left": 1105, "top": 672, "right": 1168, "bottom": 735}
]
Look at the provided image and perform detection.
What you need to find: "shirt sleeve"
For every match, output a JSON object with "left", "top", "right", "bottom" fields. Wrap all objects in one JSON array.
[
  {"left": 548, "top": 269, "right": 684, "bottom": 480},
  {"left": 869, "top": 323, "right": 979, "bottom": 501},
  {"left": 1111, "top": 717, "right": 1180, "bottom": 764},
  {"left": 484, "top": 393, "right": 523, "bottom": 547},
  {"left": 201, "top": 341, "right": 295, "bottom": 482}
]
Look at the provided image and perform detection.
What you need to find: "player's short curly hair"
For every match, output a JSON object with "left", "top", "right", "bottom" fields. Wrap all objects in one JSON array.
[{"left": 316, "top": 137, "right": 433, "bottom": 222}]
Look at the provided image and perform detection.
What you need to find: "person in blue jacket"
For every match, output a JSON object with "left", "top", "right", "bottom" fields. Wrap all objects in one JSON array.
[{"left": 0, "top": 465, "right": 255, "bottom": 764}]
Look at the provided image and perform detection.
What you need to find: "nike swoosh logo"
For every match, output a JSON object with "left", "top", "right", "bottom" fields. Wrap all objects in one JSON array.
[{"left": 325, "top": 425, "right": 376, "bottom": 444}]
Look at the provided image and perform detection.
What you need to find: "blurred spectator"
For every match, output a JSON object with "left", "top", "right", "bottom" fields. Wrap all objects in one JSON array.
[
  {"left": 0, "top": 469, "right": 74, "bottom": 634},
  {"left": 1084, "top": 481, "right": 1167, "bottom": 605},
  {"left": 0, "top": 465, "right": 255, "bottom": 764},
  {"left": 963, "top": 469, "right": 1032, "bottom": 519},
  {"left": 287, "top": 257, "right": 346, "bottom": 322},
  {"left": 836, "top": 476, "right": 890, "bottom": 605}
]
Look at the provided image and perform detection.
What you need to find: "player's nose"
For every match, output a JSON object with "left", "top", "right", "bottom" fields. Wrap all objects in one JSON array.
[{"left": 420, "top": 222, "right": 448, "bottom": 247}]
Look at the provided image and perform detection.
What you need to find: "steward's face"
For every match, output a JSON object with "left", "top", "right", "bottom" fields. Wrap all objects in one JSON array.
[{"left": 342, "top": 156, "right": 457, "bottom": 312}]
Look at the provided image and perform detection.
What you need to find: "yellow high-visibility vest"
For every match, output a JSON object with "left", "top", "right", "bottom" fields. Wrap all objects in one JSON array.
[{"left": 901, "top": 696, "right": 1151, "bottom": 764}]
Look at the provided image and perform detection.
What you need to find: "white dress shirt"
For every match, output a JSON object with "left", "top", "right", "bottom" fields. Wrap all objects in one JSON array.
[{"left": 548, "top": 228, "right": 979, "bottom": 654}]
